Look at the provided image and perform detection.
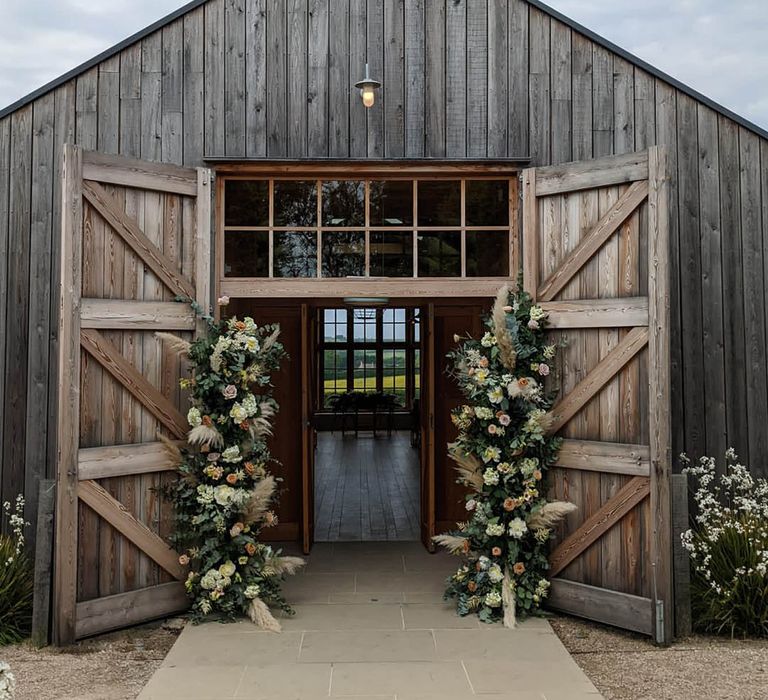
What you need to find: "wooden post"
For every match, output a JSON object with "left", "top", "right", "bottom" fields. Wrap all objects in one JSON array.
[
  {"left": 31, "top": 479, "right": 55, "bottom": 647},
  {"left": 648, "top": 145, "right": 673, "bottom": 644},
  {"left": 672, "top": 473, "right": 692, "bottom": 637},
  {"left": 53, "top": 143, "right": 83, "bottom": 645}
]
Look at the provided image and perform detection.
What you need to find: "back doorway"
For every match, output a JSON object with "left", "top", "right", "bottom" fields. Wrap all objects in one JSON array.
[{"left": 314, "top": 305, "right": 422, "bottom": 542}]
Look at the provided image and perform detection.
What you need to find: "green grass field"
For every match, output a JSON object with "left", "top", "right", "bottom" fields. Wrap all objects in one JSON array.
[{"left": 323, "top": 373, "right": 419, "bottom": 391}]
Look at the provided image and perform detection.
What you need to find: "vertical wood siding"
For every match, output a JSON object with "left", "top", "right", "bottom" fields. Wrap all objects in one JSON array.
[{"left": 2, "top": 0, "right": 768, "bottom": 531}]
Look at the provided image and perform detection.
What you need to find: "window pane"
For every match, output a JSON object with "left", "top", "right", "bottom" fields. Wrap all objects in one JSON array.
[
  {"left": 413, "top": 309, "right": 420, "bottom": 342},
  {"left": 466, "top": 180, "right": 509, "bottom": 226},
  {"left": 369, "top": 180, "right": 413, "bottom": 226},
  {"left": 466, "top": 230, "right": 510, "bottom": 277},
  {"left": 321, "top": 231, "right": 365, "bottom": 277},
  {"left": 224, "top": 180, "right": 269, "bottom": 226},
  {"left": 224, "top": 231, "right": 269, "bottom": 277},
  {"left": 413, "top": 348, "right": 421, "bottom": 398},
  {"left": 273, "top": 231, "right": 317, "bottom": 277},
  {"left": 353, "top": 308, "right": 377, "bottom": 342},
  {"left": 273, "top": 180, "right": 317, "bottom": 227},
  {"left": 418, "top": 231, "right": 461, "bottom": 277},
  {"left": 324, "top": 308, "right": 348, "bottom": 342},
  {"left": 417, "top": 181, "right": 460, "bottom": 226},
  {"left": 322, "top": 180, "right": 365, "bottom": 226},
  {"left": 370, "top": 231, "right": 413, "bottom": 277}
]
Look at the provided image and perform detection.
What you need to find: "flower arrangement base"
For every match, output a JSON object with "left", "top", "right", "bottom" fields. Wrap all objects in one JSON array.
[{"left": 434, "top": 285, "right": 575, "bottom": 627}]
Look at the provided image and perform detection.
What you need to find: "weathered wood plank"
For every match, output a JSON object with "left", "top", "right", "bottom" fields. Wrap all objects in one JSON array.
[
  {"left": 82, "top": 181, "right": 195, "bottom": 299},
  {"left": 648, "top": 145, "right": 673, "bottom": 643},
  {"left": 717, "top": 117, "right": 748, "bottom": 460},
  {"left": 550, "top": 19, "right": 571, "bottom": 165},
  {"left": 76, "top": 67, "right": 98, "bottom": 150},
  {"left": 677, "top": 95, "right": 705, "bottom": 462},
  {"left": 54, "top": 144, "right": 82, "bottom": 645},
  {"left": 287, "top": 0, "right": 308, "bottom": 156},
  {"left": 140, "top": 32, "right": 162, "bottom": 162},
  {"left": 366, "top": 0, "right": 385, "bottom": 158},
  {"left": 424, "top": 0, "right": 444, "bottom": 157},
  {"left": 466, "top": 0, "right": 488, "bottom": 157},
  {"left": 162, "top": 19, "right": 184, "bottom": 165},
  {"left": 244, "top": 0, "right": 267, "bottom": 158},
  {"left": 328, "top": 0, "right": 350, "bottom": 157},
  {"left": 739, "top": 127, "right": 768, "bottom": 466},
  {"left": 549, "top": 327, "right": 649, "bottom": 434},
  {"left": 196, "top": 168, "right": 213, "bottom": 316},
  {"left": 31, "top": 479, "right": 55, "bottom": 647},
  {"left": 535, "top": 151, "right": 649, "bottom": 196},
  {"left": 82, "top": 152, "right": 197, "bottom": 195},
  {"left": 308, "top": 0, "right": 329, "bottom": 157},
  {"left": 521, "top": 168, "right": 538, "bottom": 297},
  {"left": 548, "top": 578, "right": 653, "bottom": 636},
  {"left": 348, "top": 0, "right": 366, "bottom": 158},
  {"left": 25, "top": 93, "right": 55, "bottom": 537},
  {"left": 224, "top": 0, "right": 247, "bottom": 156},
  {"left": 97, "top": 55, "right": 119, "bottom": 155},
  {"left": 384, "top": 0, "right": 405, "bottom": 157},
  {"left": 80, "top": 329, "right": 187, "bottom": 438},
  {"left": 538, "top": 181, "right": 649, "bottom": 301},
  {"left": 528, "top": 7, "right": 550, "bottom": 165},
  {"left": 696, "top": 106, "right": 726, "bottom": 459},
  {"left": 549, "top": 476, "right": 650, "bottom": 577},
  {"left": 592, "top": 44, "right": 612, "bottom": 158},
  {"left": 183, "top": 7, "right": 206, "bottom": 165},
  {"left": 671, "top": 473, "right": 692, "bottom": 637},
  {"left": 78, "top": 479, "right": 184, "bottom": 579},
  {"left": 556, "top": 439, "right": 650, "bottom": 477},
  {"left": 80, "top": 299, "right": 196, "bottom": 330},
  {"left": 119, "top": 44, "right": 142, "bottom": 159},
  {"left": 405, "top": 0, "right": 425, "bottom": 157},
  {"left": 445, "top": 0, "right": 466, "bottom": 157},
  {"left": 541, "top": 297, "right": 648, "bottom": 329},
  {"left": 507, "top": 0, "right": 528, "bottom": 158},
  {"left": 4, "top": 106, "right": 32, "bottom": 510},
  {"left": 78, "top": 441, "right": 182, "bottom": 480},
  {"left": 613, "top": 56, "right": 634, "bottom": 155},
  {"left": 205, "top": 0, "right": 226, "bottom": 156},
  {"left": 75, "top": 581, "right": 188, "bottom": 639},
  {"left": 0, "top": 117, "right": 9, "bottom": 506},
  {"left": 571, "top": 33, "right": 592, "bottom": 161}
]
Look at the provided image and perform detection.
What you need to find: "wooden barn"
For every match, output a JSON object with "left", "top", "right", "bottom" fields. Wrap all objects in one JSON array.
[{"left": 0, "top": 0, "right": 765, "bottom": 645}]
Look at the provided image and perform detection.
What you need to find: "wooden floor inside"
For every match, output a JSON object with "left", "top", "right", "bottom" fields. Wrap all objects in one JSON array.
[{"left": 314, "top": 431, "right": 420, "bottom": 542}]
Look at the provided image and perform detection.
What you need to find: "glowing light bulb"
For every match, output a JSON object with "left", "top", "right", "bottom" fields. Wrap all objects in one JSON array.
[{"left": 361, "top": 87, "right": 376, "bottom": 108}]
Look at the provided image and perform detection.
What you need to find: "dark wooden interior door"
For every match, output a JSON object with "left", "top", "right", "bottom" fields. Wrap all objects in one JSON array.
[
  {"left": 301, "top": 303, "right": 316, "bottom": 554},
  {"left": 420, "top": 303, "right": 436, "bottom": 550}
]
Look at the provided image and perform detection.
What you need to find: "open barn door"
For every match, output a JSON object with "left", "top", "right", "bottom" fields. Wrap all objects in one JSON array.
[
  {"left": 521, "top": 148, "right": 672, "bottom": 642},
  {"left": 54, "top": 146, "right": 212, "bottom": 643}
]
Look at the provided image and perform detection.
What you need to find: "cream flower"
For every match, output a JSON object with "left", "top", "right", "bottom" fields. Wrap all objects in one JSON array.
[
  {"left": 229, "top": 403, "right": 248, "bottom": 423},
  {"left": 508, "top": 517, "right": 528, "bottom": 539},
  {"left": 222, "top": 384, "right": 238, "bottom": 399},
  {"left": 483, "top": 468, "right": 500, "bottom": 486},
  {"left": 487, "top": 386, "right": 504, "bottom": 404},
  {"left": 484, "top": 590, "right": 502, "bottom": 607},
  {"left": 481, "top": 332, "right": 497, "bottom": 347},
  {"left": 187, "top": 407, "right": 202, "bottom": 427},
  {"left": 219, "top": 560, "right": 237, "bottom": 577},
  {"left": 482, "top": 446, "right": 501, "bottom": 463},
  {"left": 222, "top": 445, "right": 242, "bottom": 463}
]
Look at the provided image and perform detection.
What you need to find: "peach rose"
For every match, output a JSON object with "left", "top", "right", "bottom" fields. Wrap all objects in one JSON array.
[
  {"left": 513, "top": 562, "right": 526, "bottom": 576},
  {"left": 245, "top": 542, "right": 257, "bottom": 556},
  {"left": 503, "top": 497, "right": 516, "bottom": 511},
  {"left": 244, "top": 462, "right": 255, "bottom": 476},
  {"left": 491, "top": 546, "right": 502, "bottom": 557},
  {"left": 467, "top": 581, "right": 477, "bottom": 593},
  {"left": 202, "top": 415, "right": 213, "bottom": 427},
  {"left": 178, "top": 554, "right": 190, "bottom": 566},
  {"left": 533, "top": 469, "right": 542, "bottom": 481},
  {"left": 226, "top": 473, "right": 239, "bottom": 485}
]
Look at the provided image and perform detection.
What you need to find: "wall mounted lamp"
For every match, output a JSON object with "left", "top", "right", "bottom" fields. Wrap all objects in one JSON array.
[{"left": 354, "top": 63, "right": 381, "bottom": 108}]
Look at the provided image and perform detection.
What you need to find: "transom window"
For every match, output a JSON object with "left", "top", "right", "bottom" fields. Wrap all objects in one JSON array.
[
  {"left": 319, "top": 307, "right": 421, "bottom": 409},
  {"left": 222, "top": 178, "right": 514, "bottom": 279}
]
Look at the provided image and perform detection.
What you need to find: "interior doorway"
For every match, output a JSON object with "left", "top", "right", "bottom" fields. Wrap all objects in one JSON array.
[{"left": 313, "top": 305, "right": 423, "bottom": 542}]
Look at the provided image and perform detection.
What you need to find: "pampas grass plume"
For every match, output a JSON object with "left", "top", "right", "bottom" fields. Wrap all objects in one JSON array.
[
  {"left": 157, "top": 433, "right": 183, "bottom": 469},
  {"left": 247, "top": 597, "right": 281, "bottom": 632},
  {"left": 432, "top": 534, "right": 469, "bottom": 555},
  {"left": 241, "top": 476, "right": 277, "bottom": 525},
  {"left": 526, "top": 501, "right": 577, "bottom": 530},
  {"left": 187, "top": 424, "right": 224, "bottom": 448},
  {"left": 155, "top": 332, "right": 191, "bottom": 358}
]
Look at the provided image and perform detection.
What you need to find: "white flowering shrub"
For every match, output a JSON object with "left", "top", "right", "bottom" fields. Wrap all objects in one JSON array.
[
  {"left": 0, "top": 661, "right": 16, "bottom": 700},
  {"left": 0, "top": 496, "right": 32, "bottom": 645},
  {"left": 681, "top": 449, "right": 768, "bottom": 637}
]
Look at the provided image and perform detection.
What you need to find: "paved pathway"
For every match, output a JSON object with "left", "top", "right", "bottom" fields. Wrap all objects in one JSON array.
[{"left": 139, "top": 542, "right": 602, "bottom": 700}]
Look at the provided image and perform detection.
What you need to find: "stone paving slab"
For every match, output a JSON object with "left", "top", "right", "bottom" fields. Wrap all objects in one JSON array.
[{"left": 138, "top": 542, "right": 603, "bottom": 700}]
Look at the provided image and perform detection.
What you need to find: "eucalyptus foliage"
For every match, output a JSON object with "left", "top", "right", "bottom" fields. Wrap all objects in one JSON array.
[{"left": 435, "top": 286, "right": 571, "bottom": 625}]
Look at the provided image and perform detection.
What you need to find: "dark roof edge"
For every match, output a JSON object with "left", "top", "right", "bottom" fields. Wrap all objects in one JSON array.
[
  {"left": 1, "top": 0, "right": 767, "bottom": 142},
  {"left": 528, "top": 0, "right": 768, "bottom": 141},
  {"left": 0, "top": 0, "right": 208, "bottom": 120}
]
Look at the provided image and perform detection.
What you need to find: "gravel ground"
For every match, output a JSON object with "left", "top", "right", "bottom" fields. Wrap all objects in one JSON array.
[
  {"left": 551, "top": 614, "right": 768, "bottom": 700},
  {"left": 0, "top": 620, "right": 182, "bottom": 700}
]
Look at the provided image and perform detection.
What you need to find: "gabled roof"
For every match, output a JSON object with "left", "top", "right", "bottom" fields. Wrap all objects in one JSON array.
[{"left": 1, "top": 0, "right": 766, "bottom": 141}]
